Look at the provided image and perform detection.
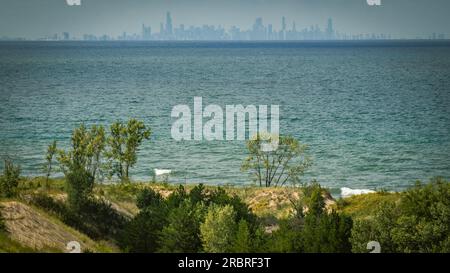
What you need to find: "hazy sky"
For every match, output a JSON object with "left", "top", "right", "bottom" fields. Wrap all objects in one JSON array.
[{"left": 0, "top": 0, "right": 449, "bottom": 39}]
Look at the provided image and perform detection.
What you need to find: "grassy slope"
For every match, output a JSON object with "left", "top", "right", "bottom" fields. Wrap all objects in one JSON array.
[
  {"left": 0, "top": 231, "right": 38, "bottom": 253},
  {"left": 0, "top": 196, "right": 117, "bottom": 253},
  {"left": 336, "top": 192, "right": 402, "bottom": 219},
  {"left": 0, "top": 177, "right": 401, "bottom": 253}
]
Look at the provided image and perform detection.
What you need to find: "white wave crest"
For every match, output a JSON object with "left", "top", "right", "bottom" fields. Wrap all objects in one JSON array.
[
  {"left": 341, "top": 187, "right": 375, "bottom": 198},
  {"left": 154, "top": 169, "right": 172, "bottom": 176}
]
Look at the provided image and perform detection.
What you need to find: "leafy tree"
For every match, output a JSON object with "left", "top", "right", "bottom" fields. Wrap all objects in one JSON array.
[
  {"left": 391, "top": 178, "right": 450, "bottom": 252},
  {"left": 200, "top": 204, "right": 237, "bottom": 253},
  {"left": 269, "top": 219, "right": 303, "bottom": 253},
  {"left": 251, "top": 225, "right": 271, "bottom": 252},
  {"left": 118, "top": 187, "right": 173, "bottom": 252},
  {"left": 43, "top": 140, "right": 57, "bottom": 188},
  {"left": 288, "top": 182, "right": 325, "bottom": 220},
  {"left": 65, "top": 166, "right": 94, "bottom": 209},
  {"left": 241, "top": 134, "right": 311, "bottom": 187},
  {"left": 118, "top": 202, "right": 168, "bottom": 253},
  {"left": 350, "top": 202, "right": 398, "bottom": 253},
  {"left": 209, "top": 187, "right": 258, "bottom": 232},
  {"left": 57, "top": 124, "right": 106, "bottom": 208},
  {"left": 272, "top": 183, "right": 353, "bottom": 253},
  {"left": 0, "top": 158, "right": 21, "bottom": 198},
  {"left": 166, "top": 184, "right": 193, "bottom": 209},
  {"left": 301, "top": 210, "right": 353, "bottom": 253},
  {"left": 158, "top": 200, "right": 206, "bottom": 253},
  {"left": 136, "top": 188, "right": 164, "bottom": 210},
  {"left": 106, "top": 119, "right": 151, "bottom": 182},
  {"left": 350, "top": 178, "right": 450, "bottom": 253},
  {"left": 301, "top": 183, "right": 353, "bottom": 253},
  {"left": 232, "top": 219, "right": 251, "bottom": 253},
  {"left": 303, "top": 182, "right": 326, "bottom": 217},
  {"left": 189, "top": 183, "right": 208, "bottom": 205},
  {"left": 58, "top": 124, "right": 106, "bottom": 179}
]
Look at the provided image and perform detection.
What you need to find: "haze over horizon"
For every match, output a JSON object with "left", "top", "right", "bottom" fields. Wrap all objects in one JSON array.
[{"left": 0, "top": 0, "right": 449, "bottom": 39}]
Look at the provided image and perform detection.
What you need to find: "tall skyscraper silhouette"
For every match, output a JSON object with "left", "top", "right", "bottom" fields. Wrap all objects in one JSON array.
[
  {"left": 252, "top": 17, "right": 265, "bottom": 40},
  {"left": 326, "top": 18, "right": 334, "bottom": 40},
  {"left": 166, "top": 12, "right": 173, "bottom": 37},
  {"left": 142, "top": 24, "right": 152, "bottom": 40}
]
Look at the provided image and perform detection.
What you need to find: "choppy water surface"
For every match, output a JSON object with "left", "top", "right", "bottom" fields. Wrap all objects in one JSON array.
[{"left": 1, "top": 41, "right": 449, "bottom": 193}]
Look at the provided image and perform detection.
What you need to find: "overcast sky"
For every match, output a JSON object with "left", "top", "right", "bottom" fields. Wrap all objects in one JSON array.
[{"left": 0, "top": 0, "right": 449, "bottom": 39}]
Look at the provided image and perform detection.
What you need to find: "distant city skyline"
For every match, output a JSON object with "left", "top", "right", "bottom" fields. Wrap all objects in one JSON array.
[
  {"left": 0, "top": 0, "right": 449, "bottom": 40},
  {"left": 1, "top": 12, "right": 446, "bottom": 41}
]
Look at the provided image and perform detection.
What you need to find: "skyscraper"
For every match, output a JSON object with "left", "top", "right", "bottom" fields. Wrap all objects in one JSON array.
[
  {"left": 326, "top": 18, "right": 334, "bottom": 40},
  {"left": 281, "top": 16, "right": 286, "bottom": 40},
  {"left": 160, "top": 23, "right": 164, "bottom": 36},
  {"left": 267, "top": 24, "right": 273, "bottom": 40},
  {"left": 63, "top": 32, "right": 70, "bottom": 41},
  {"left": 252, "top": 17, "right": 265, "bottom": 40},
  {"left": 142, "top": 24, "right": 152, "bottom": 40},
  {"left": 166, "top": 12, "right": 173, "bottom": 37}
]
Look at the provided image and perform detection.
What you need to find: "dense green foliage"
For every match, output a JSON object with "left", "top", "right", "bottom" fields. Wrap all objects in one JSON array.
[
  {"left": 2, "top": 174, "right": 449, "bottom": 253},
  {"left": 350, "top": 178, "right": 450, "bottom": 253},
  {"left": 118, "top": 184, "right": 260, "bottom": 253},
  {"left": 200, "top": 205, "right": 237, "bottom": 253},
  {"left": 0, "top": 159, "right": 21, "bottom": 198},
  {"left": 117, "top": 182, "right": 355, "bottom": 253},
  {"left": 269, "top": 183, "right": 353, "bottom": 253},
  {"left": 117, "top": 188, "right": 168, "bottom": 252},
  {"left": 118, "top": 204, "right": 167, "bottom": 252},
  {"left": 158, "top": 200, "right": 205, "bottom": 253},
  {"left": 232, "top": 219, "right": 252, "bottom": 253}
]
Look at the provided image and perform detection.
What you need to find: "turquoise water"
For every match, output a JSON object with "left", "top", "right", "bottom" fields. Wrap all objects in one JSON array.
[{"left": 1, "top": 41, "right": 450, "bottom": 192}]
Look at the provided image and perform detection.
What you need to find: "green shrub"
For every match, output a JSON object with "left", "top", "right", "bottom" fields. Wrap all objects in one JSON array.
[
  {"left": 117, "top": 204, "right": 168, "bottom": 253},
  {"left": 0, "top": 159, "right": 21, "bottom": 198},
  {"left": 209, "top": 187, "right": 258, "bottom": 232},
  {"left": 65, "top": 167, "right": 95, "bottom": 209},
  {"left": 189, "top": 183, "right": 207, "bottom": 205},
  {"left": 136, "top": 187, "right": 164, "bottom": 210},
  {"left": 166, "top": 185, "right": 189, "bottom": 208},
  {"left": 117, "top": 187, "right": 171, "bottom": 252},
  {"left": 350, "top": 178, "right": 450, "bottom": 253},
  {"left": 269, "top": 182, "right": 353, "bottom": 253},
  {"left": 268, "top": 219, "right": 302, "bottom": 253},
  {"left": 301, "top": 210, "right": 353, "bottom": 253},
  {"left": 158, "top": 200, "right": 206, "bottom": 253},
  {"left": 231, "top": 219, "right": 251, "bottom": 253},
  {"left": 200, "top": 204, "right": 237, "bottom": 253}
]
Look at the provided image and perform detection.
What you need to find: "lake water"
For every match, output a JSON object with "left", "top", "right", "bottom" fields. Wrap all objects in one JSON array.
[{"left": 1, "top": 41, "right": 450, "bottom": 194}]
